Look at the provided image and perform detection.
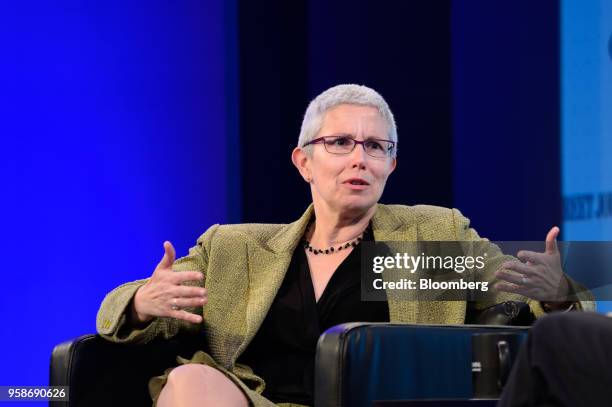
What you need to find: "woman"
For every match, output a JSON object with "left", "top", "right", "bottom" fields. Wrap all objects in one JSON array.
[{"left": 97, "top": 84, "right": 592, "bottom": 407}]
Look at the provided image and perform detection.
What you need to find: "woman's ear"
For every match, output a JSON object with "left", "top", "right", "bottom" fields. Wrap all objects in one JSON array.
[
  {"left": 291, "top": 147, "right": 312, "bottom": 183},
  {"left": 389, "top": 157, "right": 397, "bottom": 174}
]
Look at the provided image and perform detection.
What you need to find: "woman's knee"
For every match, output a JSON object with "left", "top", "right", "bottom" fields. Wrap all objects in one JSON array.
[
  {"left": 166, "top": 364, "right": 217, "bottom": 388},
  {"left": 163, "top": 364, "right": 248, "bottom": 406}
]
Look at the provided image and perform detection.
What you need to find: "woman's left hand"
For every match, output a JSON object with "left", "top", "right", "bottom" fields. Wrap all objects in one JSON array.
[{"left": 494, "top": 226, "right": 570, "bottom": 304}]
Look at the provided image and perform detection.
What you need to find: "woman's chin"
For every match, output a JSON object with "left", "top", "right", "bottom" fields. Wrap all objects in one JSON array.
[{"left": 338, "top": 198, "right": 377, "bottom": 214}]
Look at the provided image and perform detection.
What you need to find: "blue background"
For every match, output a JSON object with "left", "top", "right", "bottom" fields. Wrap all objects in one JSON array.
[
  {"left": 0, "top": 0, "right": 238, "bottom": 392},
  {"left": 0, "top": 0, "right": 610, "bottom": 396}
]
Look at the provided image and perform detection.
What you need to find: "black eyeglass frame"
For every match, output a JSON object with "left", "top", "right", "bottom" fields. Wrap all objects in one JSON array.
[{"left": 303, "top": 136, "right": 396, "bottom": 157}]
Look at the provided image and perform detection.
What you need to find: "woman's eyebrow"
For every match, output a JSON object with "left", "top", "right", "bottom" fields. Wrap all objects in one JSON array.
[{"left": 327, "top": 133, "right": 388, "bottom": 141}]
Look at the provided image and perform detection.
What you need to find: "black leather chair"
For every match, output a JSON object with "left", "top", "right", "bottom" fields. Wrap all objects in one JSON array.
[{"left": 50, "top": 301, "right": 533, "bottom": 407}]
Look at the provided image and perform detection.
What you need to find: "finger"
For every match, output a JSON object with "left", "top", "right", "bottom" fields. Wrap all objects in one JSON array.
[
  {"left": 158, "top": 241, "right": 176, "bottom": 269},
  {"left": 172, "top": 286, "right": 207, "bottom": 298},
  {"left": 545, "top": 226, "right": 560, "bottom": 254},
  {"left": 170, "top": 271, "right": 205, "bottom": 285},
  {"left": 515, "top": 251, "right": 545, "bottom": 265},
  {"left": 169, "top": 309, "right": 203, "bottom": 324},
  {"left": 501, "top": 260, "right": 536, "bottom": 276},
  {"left": 495, "top": 269, "right": 528, "bottom": 285},
  {"left": 173, "top": 296, "right": 207, "bottom": 309}
]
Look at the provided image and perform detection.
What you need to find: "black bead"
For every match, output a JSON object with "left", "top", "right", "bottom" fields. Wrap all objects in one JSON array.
[{"left": 303, "top": 236, "right": 368, "bottom": 255}]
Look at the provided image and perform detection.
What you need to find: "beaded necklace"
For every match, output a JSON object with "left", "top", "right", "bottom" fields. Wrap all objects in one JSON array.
[{"left": 302, "top": 219, "right": 368, "bottom": 255}]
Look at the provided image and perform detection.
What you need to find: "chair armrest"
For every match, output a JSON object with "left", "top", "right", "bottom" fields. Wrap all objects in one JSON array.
[
  {"left": 49, "top": 333, "right": 205, "bottom": 407},
  {"left": 315, "top": 323, "right": 529, "bottom": 407}
]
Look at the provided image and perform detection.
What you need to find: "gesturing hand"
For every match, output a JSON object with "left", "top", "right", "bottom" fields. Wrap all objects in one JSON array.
[
  {"left": 494, "top": 226, "right": 570, "bottom": 303},
  {"left": 132, "top": 241, "right": 207, "bottom": 324}
]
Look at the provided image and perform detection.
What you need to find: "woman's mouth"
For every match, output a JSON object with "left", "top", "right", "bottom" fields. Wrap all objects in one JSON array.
[{"left": 343, "top": 178, "right": 370, "bottom": 190}]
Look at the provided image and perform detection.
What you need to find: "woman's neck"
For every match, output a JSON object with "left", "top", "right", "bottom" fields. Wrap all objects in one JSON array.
[{"left": 307, "top": 204, "right": 376, "bottom": 247}]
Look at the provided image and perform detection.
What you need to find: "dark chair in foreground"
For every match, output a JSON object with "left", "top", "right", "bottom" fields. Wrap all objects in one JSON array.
[{"left": 50, "top": 301, "right": 533, "bottom": 407}]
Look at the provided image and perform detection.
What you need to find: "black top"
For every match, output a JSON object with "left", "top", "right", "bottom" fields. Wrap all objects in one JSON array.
[{"left": 238, "top": 227, "right": 389, "bottom": 404}]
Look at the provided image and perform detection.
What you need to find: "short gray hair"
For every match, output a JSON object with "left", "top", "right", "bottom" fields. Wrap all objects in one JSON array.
[{"left": 297, "top": 84, "right": 398, "bottom": 157}]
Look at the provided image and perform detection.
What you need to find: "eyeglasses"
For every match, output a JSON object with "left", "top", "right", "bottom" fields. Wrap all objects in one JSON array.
[{"left": 303, "top": 135, "right": 395, "bottom": 158}]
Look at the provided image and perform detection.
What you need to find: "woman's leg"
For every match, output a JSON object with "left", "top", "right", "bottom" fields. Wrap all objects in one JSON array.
[{"left": 156, "top": 364, "right": 249, "bottom": 407}]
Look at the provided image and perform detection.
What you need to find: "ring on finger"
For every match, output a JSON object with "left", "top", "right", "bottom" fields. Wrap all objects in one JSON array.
[
  {"left": 171, "top": 297, "right": 180, "bottom": 311},
  {"left": 521, "top": 275, "right": 529, "bottom": 285}
]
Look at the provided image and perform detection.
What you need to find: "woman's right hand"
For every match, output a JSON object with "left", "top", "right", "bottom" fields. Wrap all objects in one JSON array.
[{"left": 131, "top": 241, "right": 207, "bottom": 325}]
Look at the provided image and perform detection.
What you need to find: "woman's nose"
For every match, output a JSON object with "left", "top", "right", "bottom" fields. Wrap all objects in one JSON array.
[{"left": 349, "top": 143, "right": 367, "bottom": 168}]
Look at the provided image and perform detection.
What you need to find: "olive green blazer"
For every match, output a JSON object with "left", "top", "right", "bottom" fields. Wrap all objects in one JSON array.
[{"left": 96, "top": 203, "right": 594, "bottom": 404}]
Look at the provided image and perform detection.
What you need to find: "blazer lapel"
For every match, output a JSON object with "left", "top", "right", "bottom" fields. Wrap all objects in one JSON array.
[
  {"left": 231, "top": 205, "right": 314, "bottom": 365},
  {"left": 371, "top": 205, "right": 421, "bottom": 323},
  {"left": 372, "top": 205, "right": 466, "bottom": 324}
]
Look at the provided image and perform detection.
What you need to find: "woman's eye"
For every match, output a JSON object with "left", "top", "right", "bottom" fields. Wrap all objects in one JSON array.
[
  {"left": 331, "top": 137, "right": 352, "bottom": 146},
  {"left": 366, "top": 141, "right": 383, "bottom": 150}
]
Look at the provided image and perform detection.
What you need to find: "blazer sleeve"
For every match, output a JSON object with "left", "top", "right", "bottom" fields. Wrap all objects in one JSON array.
[
  {"left": 451, "top": 209, "right": 596, "bottom": 318},
  {"left": 96, "top": 224, "right": 220, "bottom": 344}
]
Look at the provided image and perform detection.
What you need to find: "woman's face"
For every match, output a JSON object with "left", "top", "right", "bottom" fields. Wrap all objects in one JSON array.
[{"left": 297, "top": 104, "right": 396, "bottom": 216}]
